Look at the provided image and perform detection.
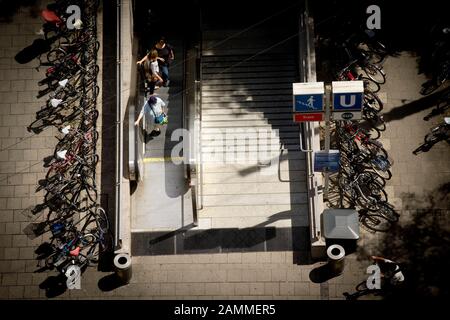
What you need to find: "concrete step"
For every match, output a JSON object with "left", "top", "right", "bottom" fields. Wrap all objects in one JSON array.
[
  {"left": 198, "top": 215, "right": 309, "bottom": 229},
  {"left": 202, "top": 70, "right": 294, "bottom": 80},
  {"left": 202, "top": 112, "right": 293, "bottom": 121},
  {"left": 202, "top": 192, "right": 307, "bottom": 206},
  {"left": 202, "top": 182, "right": 307, "bottom": 195},
  {"left": 199, "top": 151, "right": 305, "bottom": 163},
  {"left": 201, "top": 119, "right": 296, "bottom": 128},
  {"left": 202, "top": 77, "right": 297, "bottom": 85},
  {"left": 201, "top": 126, "right": 300, "bottom": 134},
  {"left": 202, "top": 169, "right": 306, "bottom": 184},
  {"left": 201, "top": 137, "right": 299, "bottom": 147},
  {"left": 202, "top": 82, "right": 292, "bottom": 94},
  {"left": 202, "top": 59, "right": 295, "bottom": 68},
  {"left": 202, "top": 161, "right": 306, "bottom": 173},
  {"left": 202, "top": 101, "right": 293, "bottom": 109},
  {"left": 202, "top": 37, "right": 294, "bottom": 49},
  {"left": 201, "top": 131, "right": 300, "bottom": 141},
  {"left": 202, "top": 107, "right": 293, "bottom": 115},
  {"left": 198, "top": 203, "right": 308, "bottom": 217},
  {"left": 202, "top": 95, "right": 291, "bottom": 104},
  {"left": 201, "top": 145, "right": 300, "bottom": 154},
  {"left": 202, "top": 65, "right": 296, "bottom": 74},
  {"left": 202, "top": 47, "right": 293, "bottom": 56},
  {"left": 202, "top": 28, "right": 293, "bottom": 40},
  {"left": 201, "top": 52, "right": 293, "bottom": 62},
  {"left": 199, "top": 202, "right": 307, "bottom": 215},
  {"left": 202, "top": 88, "right": 292, "bottom": 97}
]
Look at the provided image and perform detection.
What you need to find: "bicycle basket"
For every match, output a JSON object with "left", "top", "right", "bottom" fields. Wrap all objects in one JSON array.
[
  {"left": 371, "top": 155, "right": 393, "bottom": 171},
  {"left": 50, "top": 222, "right": 65, "bottom": 237}
]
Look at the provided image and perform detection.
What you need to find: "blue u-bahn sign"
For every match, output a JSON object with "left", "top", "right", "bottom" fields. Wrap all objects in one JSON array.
[
  {"left": 331, "top": 81, "right": 364, "bottom": 112},
  {"left": 333, "top": 92, "right": 363, "bottom": 111}
]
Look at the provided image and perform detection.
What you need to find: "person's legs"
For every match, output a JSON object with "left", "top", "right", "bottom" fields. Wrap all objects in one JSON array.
[
  {"left": 149, "top": 80, "right": 156, "bottom": 94},
  {"left": 160, "top": 65, "right": 169, "bottom": 86}
]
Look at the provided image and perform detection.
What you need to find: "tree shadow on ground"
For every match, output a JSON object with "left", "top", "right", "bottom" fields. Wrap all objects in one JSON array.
[
  {"left": 382, "top": 88, "right": 450, "bottom": 123},
  {"left": 358, "top": 183, "right": 450, "bottom": 298},
  {"left": 39, "top": 273, "right": 68, "bottom": 298},
  {"left": 0, "top": 0, "right": 38, "bottom": 21}
]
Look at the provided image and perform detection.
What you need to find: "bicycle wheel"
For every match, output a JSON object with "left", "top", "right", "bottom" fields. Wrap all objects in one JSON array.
[
  {"left": 420, "top": 80, "right": 440, "bottom": 96},
  {"left": 412, "top": 143, "right": 431, "bottom": 155},
  {"left": 363, "top": 106, "right": 386, "bottom": 132},
  {"left": 366, "top": 50, "right": 386, "bottom": 65},
  {"left": 364, "top": 91, "right": 384, "bottom": 112},
  {"left": 47, "top": 48, "right": 67, "bottom": 64},
  {"left": 369, "top": 155, "right": 393, "bottom": 180},
  {"left": 45, "top": 250, "right": 67, "bottom": 269},
  {"left": 357, "top": 170, "right": 386, "bottom": 188},
  {"left": 339, "top": 179, "right": 358, "bottom": 208},
  {"left": 356, "top": 280, "right": 369, "bottom": 292},
  {"left": 364, "top": 139, "right": 388, "bottom": 159},
  {"left": 363, "top": 63, "right": 386, "bottom": 84},
  {"left": 360, "top": 213, "right": 393, "bottom": 232},
  {"left": 356, "top": 188, "right": 387, "bottom": 212},
  {"left": 84, "top": 241, "right": 100, "bottom": 265},
  {"left": 96, "top": 207, "right": 109, "bottom": 233},
  {"left": 367, "top": 180, "right": 388, "bottom": 202},
  {"left": 377, "top": 202, "right": 399, "bottom": 222},
  {"left": 79, "top": 233, "right": 97, "bottom": 247},
  {"left": 425, "top": 128, "right": 448, "bottom": 144},
  {"left": 362, "top": 76, "right": 380, "bottom": 93}
]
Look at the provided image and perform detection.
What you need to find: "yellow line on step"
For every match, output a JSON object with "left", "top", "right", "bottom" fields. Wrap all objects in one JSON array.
[{"left": 143, "top": 156, "right": 184, "bottom": 163}]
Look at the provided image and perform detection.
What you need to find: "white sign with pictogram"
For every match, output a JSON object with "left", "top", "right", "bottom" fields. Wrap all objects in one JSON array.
[{"left": 292, "top": 82, "right": 325, "bottom": 122}]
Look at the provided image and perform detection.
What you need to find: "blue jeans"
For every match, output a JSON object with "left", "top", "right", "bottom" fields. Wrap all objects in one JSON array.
[{"left": 160, "top": 65, "right": 169, "bottom": 84}]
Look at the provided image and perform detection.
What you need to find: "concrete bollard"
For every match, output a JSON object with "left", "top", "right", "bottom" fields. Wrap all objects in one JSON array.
[
  {"left": 327, "top": 244, "right": 345, "bottom": 275},
  {"left": 114, "top": 253, "right": 132, "bottom": 284}
]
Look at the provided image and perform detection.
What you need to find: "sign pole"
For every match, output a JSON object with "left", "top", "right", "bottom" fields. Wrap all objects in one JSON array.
[{"left": 323, "top": 84, "right": 332, "bottom": 200}]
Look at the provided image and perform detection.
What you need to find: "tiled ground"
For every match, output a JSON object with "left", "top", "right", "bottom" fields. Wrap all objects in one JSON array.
[{"left": 0, "top": 4, "right": 448, "bottom": 299}]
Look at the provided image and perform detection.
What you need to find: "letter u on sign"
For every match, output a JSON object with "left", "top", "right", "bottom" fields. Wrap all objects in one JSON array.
[
  {"left": 333, "top": 93, "right": 363, "bottom": 111},
  {"left": 340, "top": 95, "right": 356, "bottom": 107}
]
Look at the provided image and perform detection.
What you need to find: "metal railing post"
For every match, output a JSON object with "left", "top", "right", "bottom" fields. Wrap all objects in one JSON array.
[{"left": 114, "top": 0, "right": 122, "bottom": 250}]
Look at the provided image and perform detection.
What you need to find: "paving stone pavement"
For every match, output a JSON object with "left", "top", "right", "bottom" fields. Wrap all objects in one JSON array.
[{"left": 1, "top": 4, "right": 449, "bottom": 300}]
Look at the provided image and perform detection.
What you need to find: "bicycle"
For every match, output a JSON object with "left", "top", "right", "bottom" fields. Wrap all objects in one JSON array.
[
  {"left": 358, "top": 205, "right": 398, "bottom": 233},
  {"left": 424, "top": 90, "right": 450, "bottom": 121},
  {"left": 343, "top": 280, "right": 383, "bottom": 300},
  {"left": 413, "top": 117, "right": 450, "bottom": 154},
  {"left": 420, "top": 60, "right": 450, "bottom": 96}
]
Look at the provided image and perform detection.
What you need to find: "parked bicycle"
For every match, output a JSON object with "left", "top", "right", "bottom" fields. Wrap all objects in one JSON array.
[{"left": 413, "top": 117, "right": 450, "bottom": 154}]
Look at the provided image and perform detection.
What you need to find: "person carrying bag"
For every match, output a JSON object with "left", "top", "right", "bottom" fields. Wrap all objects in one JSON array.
[{"left": 134, "top": 95, "right": 167, "bottom": 138}]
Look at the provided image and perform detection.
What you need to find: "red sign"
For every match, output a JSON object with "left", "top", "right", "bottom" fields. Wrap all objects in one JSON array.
[{"left": 293, "top": 113, "right": 324, "bottom": 122}]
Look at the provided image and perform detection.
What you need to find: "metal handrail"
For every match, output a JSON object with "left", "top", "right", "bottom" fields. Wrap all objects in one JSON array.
[
  {"left": 298, "top": 0, "right": 326, "bottom": 257},
  {"left": 196, "top": 43, "right": 204, "bottom": 211},
  {"left": 114, "top": 0, "right": 122, "bottom": 250},
  {"left": 183, "top": 28, "right": 203, "bottom": 225}
]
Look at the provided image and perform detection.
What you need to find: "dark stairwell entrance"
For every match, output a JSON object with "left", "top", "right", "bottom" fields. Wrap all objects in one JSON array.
[{"left": 131, "top": 1, "right": 312, "bottom": 262}]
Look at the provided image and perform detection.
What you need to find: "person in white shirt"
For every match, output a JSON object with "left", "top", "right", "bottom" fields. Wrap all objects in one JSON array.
[
  {"left": 137, "top": 49, "right": 164, "bottom": 95},
  {"left": 135, "top": 95, "right": 166, "bottom": 137},
  {"left": 371, "top": 256, "right": 405, "bottom": 285}
]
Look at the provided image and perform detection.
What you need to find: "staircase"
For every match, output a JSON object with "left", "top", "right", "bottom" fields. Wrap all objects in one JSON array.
[{"left": 199, "top": 28, "right": 309, "bottom": 229}]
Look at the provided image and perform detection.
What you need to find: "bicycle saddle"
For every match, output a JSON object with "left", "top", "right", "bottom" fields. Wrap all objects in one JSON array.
[
  {"left": 41, "top": 9, "right": 62, "bottom": 24},
  {"left": 69, "top": 246, "right": 81, "bottom": 256}
]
